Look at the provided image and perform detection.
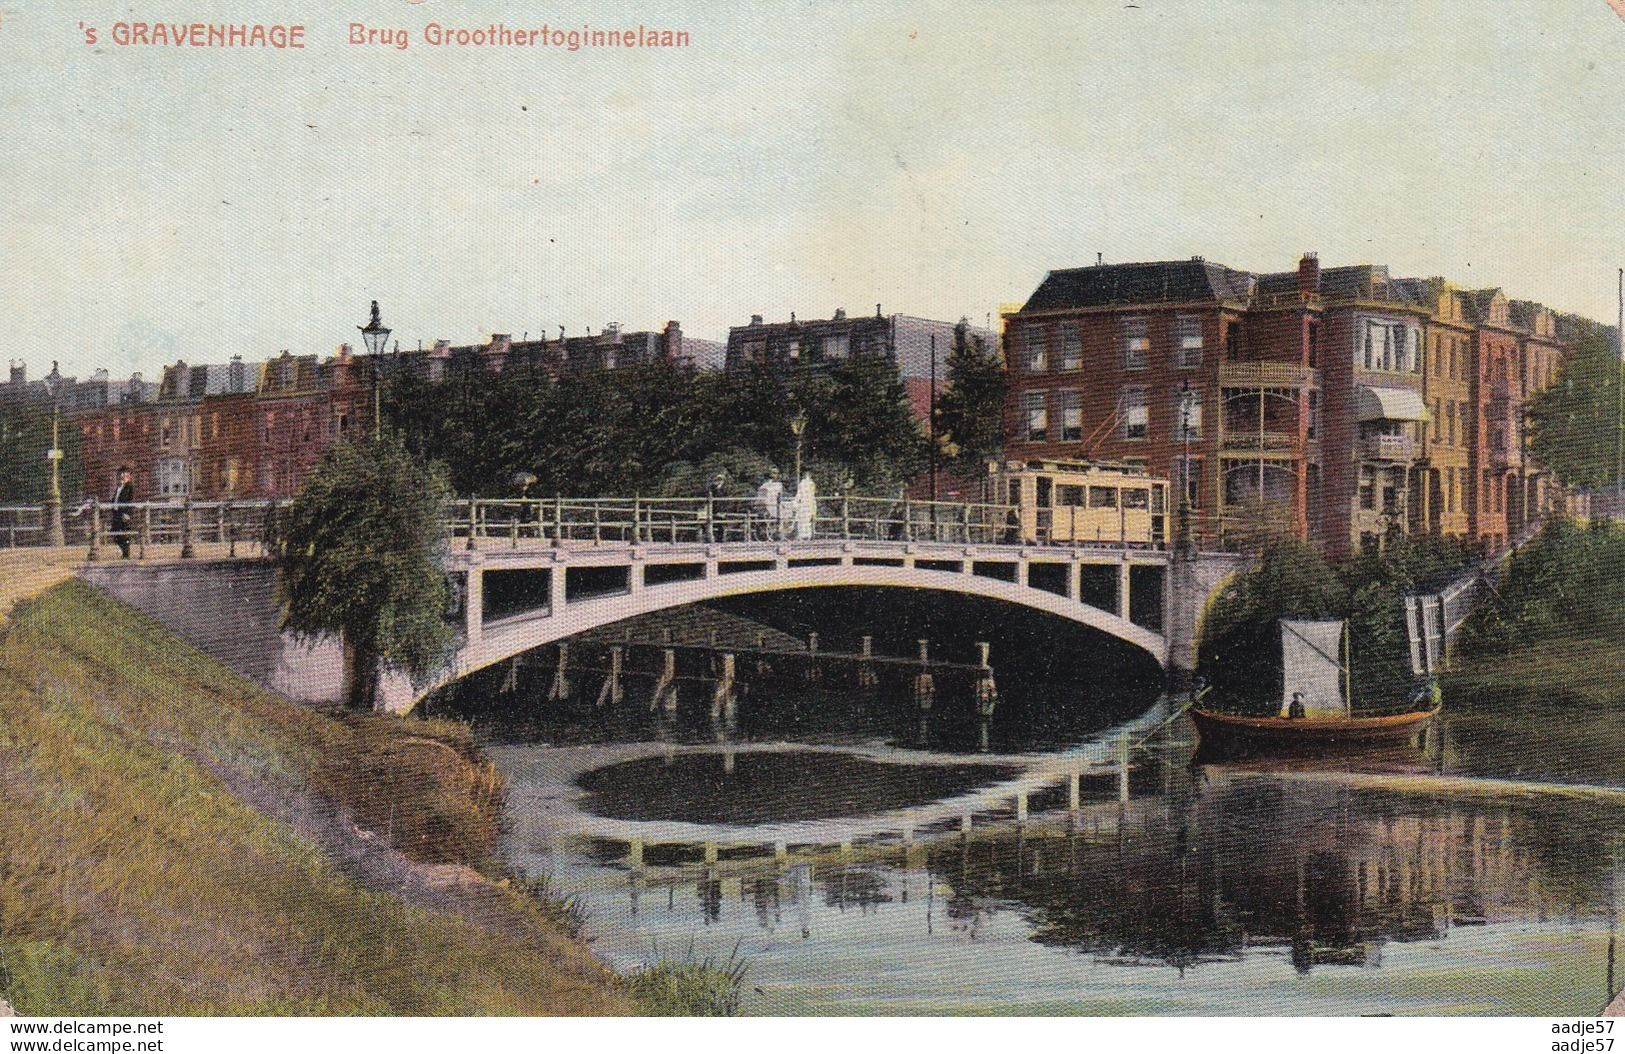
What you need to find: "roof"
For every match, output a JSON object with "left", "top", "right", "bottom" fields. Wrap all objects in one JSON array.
[{"left": 1019, "top": 259, "right": 1255, "bottom": 312}]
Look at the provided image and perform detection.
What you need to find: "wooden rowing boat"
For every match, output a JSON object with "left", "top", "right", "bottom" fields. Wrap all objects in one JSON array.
[{"left": 1189, "top": 704, "right": 1441, "bottom": 756}]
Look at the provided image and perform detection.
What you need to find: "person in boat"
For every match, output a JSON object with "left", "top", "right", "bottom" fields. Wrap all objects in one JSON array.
[{"left": 1287, "top": 691, "right": 1306, "bottom": 720}]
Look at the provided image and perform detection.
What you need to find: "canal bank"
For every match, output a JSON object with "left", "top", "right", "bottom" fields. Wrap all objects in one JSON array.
[{"left": 0, "top": 579, "right": 635, "bottom": 1015}]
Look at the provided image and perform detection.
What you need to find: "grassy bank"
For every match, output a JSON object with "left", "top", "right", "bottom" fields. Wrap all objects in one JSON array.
[
  {"left": 0, "top": 578, "right": 634, "bottom": 1015},
  {"left": 1443, "top": 635, "right": 1625, "bottom": 709}
]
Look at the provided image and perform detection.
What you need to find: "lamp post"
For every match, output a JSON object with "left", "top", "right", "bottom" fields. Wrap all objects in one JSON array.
[
  {"left": 44, "top": 399, "right": 65, "bottom": 547},
  {"left": 358, "top": 300, "right": 391, "bottom": 440},
  {"left": 1178, "top": 381, "right": 1197, "bottom": 554},
  {"left": 790, "top": 409, "right": 808, "bottom": 482}
]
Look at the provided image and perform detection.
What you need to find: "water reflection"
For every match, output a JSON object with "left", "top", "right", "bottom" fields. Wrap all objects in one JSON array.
[{"left": 484, "top": 653, "right": 1625, "bottom": 1014}]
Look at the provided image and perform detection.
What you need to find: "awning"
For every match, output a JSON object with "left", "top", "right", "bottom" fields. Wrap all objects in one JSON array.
[{"left": 1356, "top": 385, "right": 1428, "bottom": 422}]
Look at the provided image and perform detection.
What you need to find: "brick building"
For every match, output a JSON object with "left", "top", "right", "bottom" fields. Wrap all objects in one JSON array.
[
  {"left": 58, "top": 317, "right": 722, "bottom": 505},
  {"left": 1001, "top": 254, "right": 1578, "bottom": 556},
  {"left": 725, "top": 306, "right": 995, "bottom": 420}
]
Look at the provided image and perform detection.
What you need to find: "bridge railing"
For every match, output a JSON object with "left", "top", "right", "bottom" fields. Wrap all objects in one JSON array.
[
  {"left": 7, "top": 493, "right": 1161, "bottom": 557},
  {"left": 2, "top": 499, "right": 285, "bottom": 556},
  {"left": 449, "top": 495, "right": 1032, "bottom": 547}
]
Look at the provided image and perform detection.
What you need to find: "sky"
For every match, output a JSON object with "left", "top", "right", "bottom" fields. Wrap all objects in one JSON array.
[{"left": 4, "top": 0, "right": 1625, "bottom": 381}]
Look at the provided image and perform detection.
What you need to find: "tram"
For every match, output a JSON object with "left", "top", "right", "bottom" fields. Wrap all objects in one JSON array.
[{"left": 989, "top": 458, "right": 1170, "bottom": 547}]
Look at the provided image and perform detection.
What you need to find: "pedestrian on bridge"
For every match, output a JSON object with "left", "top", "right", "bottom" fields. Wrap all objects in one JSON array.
[{"left": 110, "top": 466, "right": 134, "bottom": 559}]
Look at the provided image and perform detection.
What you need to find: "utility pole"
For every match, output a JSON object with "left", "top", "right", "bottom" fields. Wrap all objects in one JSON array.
[{"left": 928, "top": 332, "right": 938, "bottom": 503}]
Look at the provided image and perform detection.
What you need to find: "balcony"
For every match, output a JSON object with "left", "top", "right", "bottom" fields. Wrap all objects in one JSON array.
[
  {"left": 1219, "top": 362, "right": 1319, "bottom": 389},
  {"left": 1361, "top": 434, "right": 1416, "bottom": 462},
  {"left": 1220, "top": 430, "right": 1298, "bottom": 452}
]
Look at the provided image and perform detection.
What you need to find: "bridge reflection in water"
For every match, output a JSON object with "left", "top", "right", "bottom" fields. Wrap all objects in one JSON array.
[{"left": 495, "top": 715, "right": 1625, "bottom": 1016}]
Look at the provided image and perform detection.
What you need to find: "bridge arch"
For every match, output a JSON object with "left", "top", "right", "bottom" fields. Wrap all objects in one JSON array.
[{"left": 382, "top": 545, "right": 1172, "bottom": 711}]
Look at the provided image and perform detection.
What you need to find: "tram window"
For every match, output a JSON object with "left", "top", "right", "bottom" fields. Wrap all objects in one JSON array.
[
  {"left": 1007, "top": 479, "right": 1022, "bottom": 505},
  {"left": 1035, "top": 476, "right": 1052, "bottom": 508},
  {"left": 1123, "top": 489, "right": 1150, "bottom": 510},
  {"left": 1057, "top": 484, "right": 1085, "bottom": 506},
  {"left": 1088, "top": 486, "right": 1118, "bottom": 508}
]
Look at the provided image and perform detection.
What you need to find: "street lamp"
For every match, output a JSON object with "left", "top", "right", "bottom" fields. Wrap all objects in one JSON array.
[
  {"left": 44, "top": 399, "right": 65, "bottom": 547},
  {"left": 1178, "top": 381, "right": 1197, "bottom": 553},
  {"left": 790, "top": 409, "right": 808, "bottom": 482},
  {"left": 358, "top": 300, "right": 391, "bottom": 440}
]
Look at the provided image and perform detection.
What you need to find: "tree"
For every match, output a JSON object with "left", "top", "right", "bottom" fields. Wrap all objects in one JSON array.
[
  {"left": 1527, "top": 323, "right": 1624, "bottom": 489},
  {"left": 276, "top": 435, "right": 454, "bottom": 710},
  {"left": 933, "top": 320, "right": 1007, "bottom": 473},
  {"left": 1198, "top": 537, "right": 1344, "bottom": 711}
]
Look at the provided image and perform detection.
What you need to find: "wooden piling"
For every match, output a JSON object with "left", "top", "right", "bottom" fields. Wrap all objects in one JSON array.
[
  {"left": 548, "top": 642, "right": 571, "bottom": 702},
  {"left": 651, "top": 647, "right": 679, "bottom": 712},
  {"left": 1118, "top": 732, "right": 1131, "bottom": 802},
  {"left": 857, "top": 635, "right": 878, "bottom": 688},
  {"left": 913, "top": 638, "right": 934, "bottom": 709},
  {"left": 711, "top": 652, "right": 736, "bottom": 716},
  {"left": 596, "top": 645, "right": 625, "bottom": 707}
]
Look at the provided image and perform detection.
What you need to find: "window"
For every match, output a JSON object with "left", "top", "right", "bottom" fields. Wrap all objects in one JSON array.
[
  {"left": 1057, "top": 321, "right": 1082, "bottom": 370},
  {"left": 1007, "top": 479, "right": 1022, "bottom": 505},
  {"left": 1024, "top": 328, "right": 1049, "bottom": 372},
  {"left": 1172, "top": 390, "right": 1202, "bottom": 439},
  {"left": 1363, "top": 325, "right": 1373, "bottom": 370},
  {"left": 1381, "top": 325, "right": 1393, "bottom": 371},
  {"left": 1059, "top": 389, "right": 1083, "bottom": 441},
  {"left": 1057, "top": 484, "right": 1085, "bottom": 507},
  {"left": 1023, "top": 390, "right": 1048, "bottom": 442},
  {"left": 786, "top": 339, "right": 801, "bottom": 361},
  {"left": 1123, "top": 488, "right": 1150, "bottom": 510},
  {"left": 160, "top": 417, "right": 173, "bottom": 450},
  {"left": 1121, "top": 318, "right": 1148, "bottom": 370},
  {"left": 1088, "top": 486, "right": 1118, "bottom": 508},
  {"left": 1119, "top": 386, "right": 1148, "bottom": 439},
  {"left": 1360, "top": 478, "right": 1376, "bottom": 510},
  {"left": 743, "top": 339, "right": 767, "bottom": 362},
  {"left": 1307, "top": 391, "right": 1320, "bottom": 440},
  {"left": 1176, "top": 316, "right": 1203, "bottom": 367},
  {"left": 1446, "top": 468, "right": 1456, "bottom": 513},
  {"left": 156, "top": 457, "right": 189, "bottom": 497},
  {"left": 1446, "top": 403, "right": 1456, "bottom": 445},
  {"left": 1432, "top": 401, "right": 1441, "bottom": 442}
]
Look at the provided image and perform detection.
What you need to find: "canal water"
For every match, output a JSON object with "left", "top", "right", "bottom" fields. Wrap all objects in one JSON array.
[{"left": 439, "top": 621, "right": 1625, "bottom": 1016}]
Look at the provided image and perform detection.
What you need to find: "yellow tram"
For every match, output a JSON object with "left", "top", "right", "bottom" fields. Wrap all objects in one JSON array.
[{"left": 989, "top": 458, "right": 1170, "bottom": 547}]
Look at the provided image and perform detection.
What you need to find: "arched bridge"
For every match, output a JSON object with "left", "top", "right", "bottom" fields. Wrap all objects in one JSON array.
[
  {"left": 390, "top": 537, "right": 1181, "bottom": 711},
  {"left": 376, "top": 493, "right": 1248, "bottom": 710},
  {"left": 39, "top": 494, "right": 1247, "bottom": 713}
]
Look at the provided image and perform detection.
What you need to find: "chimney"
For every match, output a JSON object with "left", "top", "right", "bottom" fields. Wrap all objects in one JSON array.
[
  {"left": 229, "top": 354, "right": 245, "bottom": 392},
  {"left": 750, "top": 314, "right": 763, "bottom": 326},
  {"left": 1096, "top": 252, "right": 1103, "bottom": 266},
  {"left": 7, "top": 360, "right": 23, "bottom": 386},
  {"left": 1298, "top": 252, "right": 1320, "bottom": 296},
  {"left": 336, "top": 343, "right": 352, "bottom": 362},
  {"left": 833, "top": 308, "right": 846, "bottom": 321},
  {"left": 430, "top": 339, "right": 451, "bottom": 358},
  {"left": 875, "top": 303, "right": 883, "bottom": 318},
  {"left": 663, "top": 320, "right": 682, "bottom": 357}
]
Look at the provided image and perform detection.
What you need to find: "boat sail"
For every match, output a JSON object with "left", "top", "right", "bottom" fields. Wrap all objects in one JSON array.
[{"left": 1278, "top": 618, "right": 1350, "bottom": 719}]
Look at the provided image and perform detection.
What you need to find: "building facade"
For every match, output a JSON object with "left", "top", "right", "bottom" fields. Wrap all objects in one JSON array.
[
  {"left": 11, "top": 317, "right": 723, "bottom": 505},
  {"left": 725, "top": 307, "right": 996, "bottom": 421},
  {"left": 1001, "top": 254, "right": 1578, "bottom": 556}
]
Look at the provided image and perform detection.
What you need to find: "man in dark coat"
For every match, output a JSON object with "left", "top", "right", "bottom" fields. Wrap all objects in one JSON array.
[{"left": 110, "top": 466, "right": 134, "bottom": 558}]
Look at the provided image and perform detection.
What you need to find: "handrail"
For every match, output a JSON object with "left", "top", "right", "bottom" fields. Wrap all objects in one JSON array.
[{"left": 0, "top": 494, "right": 1187, "bottom": 556}]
